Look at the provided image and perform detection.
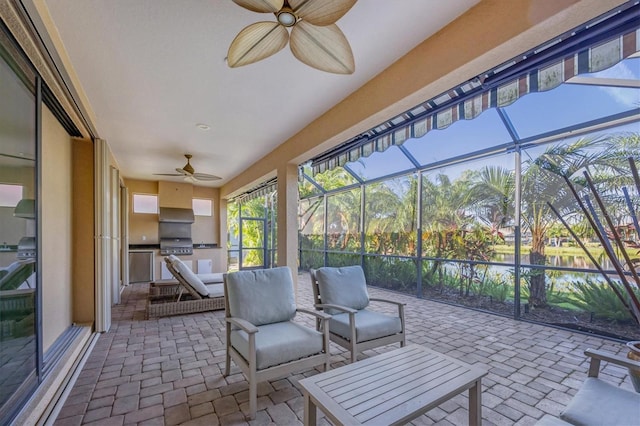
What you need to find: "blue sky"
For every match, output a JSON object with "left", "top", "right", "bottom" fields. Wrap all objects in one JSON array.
[{"left": 333, "top": 57, "right": 640, "bottom": 185}]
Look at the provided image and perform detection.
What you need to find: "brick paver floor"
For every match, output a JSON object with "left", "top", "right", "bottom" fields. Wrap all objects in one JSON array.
[{"left": 53, "top": 273, "right": 634, "bottom": 425}]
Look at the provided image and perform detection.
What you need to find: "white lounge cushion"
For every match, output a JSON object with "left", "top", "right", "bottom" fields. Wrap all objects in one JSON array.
[
  {"left": 225, "top": 267, "right": 296, "bottom": 326},
  {"left": 230, "top": 321, "right": 323, "bottom": 370},
  {"left": 560, "top": 377, "right": 640, "bottom": 426},
  {"left": 197, "top": 273, "right": 224, "bottom": 284},
  {"left": 205, "top": 283, "right": 224, "bottom": 298},
  {"left": 329, "top": 309, "right": 402, "bottom": 343},
  {"left": 315, "top": 265, "right": 369, "bottom": 314},
  {"left": 172, "top": 258, "right": 209, "bottom": 297}
]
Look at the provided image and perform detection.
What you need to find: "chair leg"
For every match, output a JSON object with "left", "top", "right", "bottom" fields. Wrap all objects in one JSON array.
[
  {"left": 351, "top": 341, "right": 357, "bottom": 363},
  {"left": 224, "top": 350, "right": 231, "bottom": 376},
  {"left": 249, "top": 372, "right": 257, "bottom": 420}
]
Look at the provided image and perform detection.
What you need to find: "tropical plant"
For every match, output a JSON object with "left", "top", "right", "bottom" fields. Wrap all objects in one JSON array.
[
  {"left": 365, "top": 176, "right": 418, "bottom": 256},
  {"left": 571, "top": 279, "right": 640, "bottom": 322},
  {"left": 364, "top": 256, "right": 417, "bottom": 293},
  {"left": 521, "top": 136, "right": 622, "bottom": 307},
  {"left": 549, "top": 155, "right": 640, "bottom": 325},
  {"left": 327, "top": 188, "right": 361, "bottom": 252}
]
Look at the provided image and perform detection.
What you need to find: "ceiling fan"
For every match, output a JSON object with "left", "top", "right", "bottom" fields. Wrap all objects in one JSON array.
[
  {"left": 154, "top": 154, "right": 221, "bottom": 182},
  {"left": 227, "top": 0, "right": 357, "bottom": 74}
]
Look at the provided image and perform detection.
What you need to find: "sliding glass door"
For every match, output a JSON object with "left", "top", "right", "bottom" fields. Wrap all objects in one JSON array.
[{"left": 0, "top": 37, "right": 38, "bottom": 420}]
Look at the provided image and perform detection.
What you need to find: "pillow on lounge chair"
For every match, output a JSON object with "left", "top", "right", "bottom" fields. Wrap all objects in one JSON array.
[{"left": 170, "top": 257, "right": 210, "bottom": 297}]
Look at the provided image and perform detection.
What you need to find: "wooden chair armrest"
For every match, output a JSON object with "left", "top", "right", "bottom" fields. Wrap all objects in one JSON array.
[
  {"left": 369, "top": 298, "right": 406, "bottom": 307},
  {"left": 585, "top": 348, "right": 640, "bottom": 377},
  {"left": 315, "top": 303, "right": 357, "bottom": 314},
  {"left": 297, "top": 308, "right": 331, "bottom": 321},
  {"left": 225, "top": 317, "right": 259, "bottom": 334},
  {"left": 369, "top": 298, "right": 406, "bottom": 321}
]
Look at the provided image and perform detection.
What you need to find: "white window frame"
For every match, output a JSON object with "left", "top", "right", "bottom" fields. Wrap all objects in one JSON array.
[
  {"left": 132, "top": 193, "right": 158, "bottom": 214},
  {"left": 193, "top": 198, "right": 212, "bottom": 216}
]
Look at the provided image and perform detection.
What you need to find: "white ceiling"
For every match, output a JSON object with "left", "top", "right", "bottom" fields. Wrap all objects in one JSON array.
[{"left": 40, "top": 0, "right": 479, "bottom": 186}]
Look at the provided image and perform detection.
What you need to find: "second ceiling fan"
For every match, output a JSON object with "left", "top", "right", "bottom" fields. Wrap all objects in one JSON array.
[
  {"left": 155, "top": 154, "right": 221, "bottom": 182},
  {"left": 227, "top": 0, "right": 357, "bottom": 74}
]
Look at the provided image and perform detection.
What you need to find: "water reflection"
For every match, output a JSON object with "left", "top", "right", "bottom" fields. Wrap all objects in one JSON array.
[{"left": 495, "top": 253, "right": 614, "bottom": 270}]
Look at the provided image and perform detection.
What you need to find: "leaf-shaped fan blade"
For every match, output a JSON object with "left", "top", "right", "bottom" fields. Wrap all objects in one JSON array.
[
  {"left": 232, "top": 0, "right": 283, "bottom": 13},
  {"left": 290, "top": 21, "right": 354, "bottom": 74},
  {"left": 193, "top": 173, "right": 222, "bottom": 181},
  {"left": 290, "top": 0, "right": 357, "bottom": 26},
  {"left": 227, "top": 22, "right": 289, "bottom": 68}
]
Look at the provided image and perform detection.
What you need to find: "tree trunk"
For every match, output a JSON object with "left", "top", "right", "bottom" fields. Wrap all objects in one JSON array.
[{"left": 528, "top": 232, "right": 547, "bottom": 307}]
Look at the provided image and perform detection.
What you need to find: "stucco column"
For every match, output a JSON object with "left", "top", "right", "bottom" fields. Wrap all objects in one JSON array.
[
  {"left": 218, "top": 196, "right": 228, "bottom": 272},
  {"left": 277, "top": 164, "right": 299, "bottom": 290}
]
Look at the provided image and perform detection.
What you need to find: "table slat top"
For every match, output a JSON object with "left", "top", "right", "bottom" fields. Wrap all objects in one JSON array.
[{"left": 299, "top": 345, "right": 487, "bottom": 425}]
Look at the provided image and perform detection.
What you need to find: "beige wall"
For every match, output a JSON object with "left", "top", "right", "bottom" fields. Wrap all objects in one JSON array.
[
  {"left": 126, "top": 179, "right": 159, "bottom": 244},
  {"left": 193, "top": 186, "right": 220, "bottom": 246},
  {"left": 125, "top": 179, "right": 226, "bottom": 278},
  {"left": 158, "top": 181, "right": 193, "bottom": 209},
  {"left": 126, "top": 179, "right": 223, "bottom": 246},
  {"left": 72, "top": 138, "right": 94, "bottom": 324},
  {"left": 41, "top": 105, "right": 73, "bottom": 352}
]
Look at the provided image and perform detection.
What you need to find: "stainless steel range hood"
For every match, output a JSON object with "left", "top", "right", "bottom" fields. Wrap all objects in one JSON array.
[{"left": 158, "top": 207, "right": 194, "bottom": 223}]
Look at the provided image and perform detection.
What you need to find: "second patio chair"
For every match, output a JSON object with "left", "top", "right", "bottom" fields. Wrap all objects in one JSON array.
[
  {"left": 310, "top": 265, "right": 406, "bottom": 363},
  {"left": 224, "top": 267, "right": 331, "bottom": 420}
]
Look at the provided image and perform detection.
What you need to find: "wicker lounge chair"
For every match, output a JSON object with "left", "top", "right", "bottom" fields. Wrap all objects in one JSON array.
[{"left": 146, "top": 256, "right": 225, "bottom": 318}]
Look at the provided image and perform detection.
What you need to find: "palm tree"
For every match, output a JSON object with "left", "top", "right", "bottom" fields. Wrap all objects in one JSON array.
[
  {"left": 364, "top": 176, "right": 418, "bottom": 256},
  {"left": 422, "top": 172, "right": 475, "bottom": 286},
  {"left": 470, "top": 166, "right": 515, "bottom": 240},
  {"left": 522, "top": 136, "right": 619, "bottom": 307}
]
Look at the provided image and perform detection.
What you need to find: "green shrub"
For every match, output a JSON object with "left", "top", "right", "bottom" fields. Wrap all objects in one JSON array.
[
  {"left": 476, "top": 277, "right": 511, "bottom": 302},
  {"left": 570, "top": 279, "right": 639, "bottom": 321},
  {"left": 364, "top": 256, "right": 417, "bottom": 294}
]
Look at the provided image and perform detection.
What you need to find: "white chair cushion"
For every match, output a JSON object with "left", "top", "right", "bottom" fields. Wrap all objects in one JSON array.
[
  {"left": 316, "top": 265, "right": 369, "bottom": 315},
  {"left": 197, "top": 273, "right": 224, "bottom": 283},
  {"left": 205, "top": 283, "right": 224, "bottom": 298},
  {"left": 172, "top": 258, "right": 209, "bottom": 297},
  {"left": 226, "top": 267, "right": 296, "bottom": 326},
  {"left": 329, "top": 309, "right": 402, "bottom": 343},
  {"left": 230, "top": 321, "right": 323, "bottom": 370},
  {"left": 560, "top": 378, "right": 640, "bottom": 426}
]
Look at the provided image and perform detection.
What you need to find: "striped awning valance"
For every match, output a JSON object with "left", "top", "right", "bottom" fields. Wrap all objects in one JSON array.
[
  {"left": 311, "top": 25, "right": 640, "bottom": 175},
  {"left": 234, "top": 179, "right": 277, "bottom": 203}
]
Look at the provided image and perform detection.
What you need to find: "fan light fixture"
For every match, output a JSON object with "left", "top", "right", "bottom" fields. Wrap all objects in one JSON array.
[
  {"left": 277, "top": 8, "right": 296, "bottom": 26},
  {"left": 228, "top": 0, "right": 357, "bottom": 74}
]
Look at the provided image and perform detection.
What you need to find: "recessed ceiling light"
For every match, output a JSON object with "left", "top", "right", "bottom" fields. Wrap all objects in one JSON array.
[{"left": 196, "top": 123, "right": 211, "bottom": 131}]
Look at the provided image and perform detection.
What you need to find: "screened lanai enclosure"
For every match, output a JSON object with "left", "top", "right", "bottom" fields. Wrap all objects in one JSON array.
[{"left": 231, "top": 5, "right": 640, "bottom": 342}]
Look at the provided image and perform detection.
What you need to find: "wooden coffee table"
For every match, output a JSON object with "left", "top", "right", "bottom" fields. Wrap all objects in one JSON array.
[{"left": 298, "top": 344, "right": 487, "bottom": 425}]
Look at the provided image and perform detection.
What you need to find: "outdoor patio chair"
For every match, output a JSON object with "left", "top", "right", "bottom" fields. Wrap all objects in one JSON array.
[
  {"left": 535, "top": 348, "right": 640, "bottom": 426},
  {"left": 310, "top": 265, "right": 406, "bottom": 363},
  {"left": 223, "top": 267, "right": 331, "bottom": 420}
]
